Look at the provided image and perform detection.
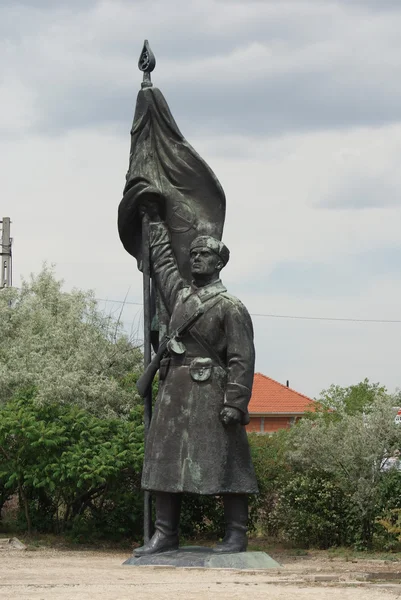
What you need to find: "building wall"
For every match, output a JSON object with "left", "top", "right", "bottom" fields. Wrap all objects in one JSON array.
[
  {"left": 263, "top": 417, "right": 292, "bottom": 432},
  {"left": 246, "top": 417, "right": 262, "bottom": 433},
  {"left": 246, "top": 415, "right": 300, "bottom": 434}
]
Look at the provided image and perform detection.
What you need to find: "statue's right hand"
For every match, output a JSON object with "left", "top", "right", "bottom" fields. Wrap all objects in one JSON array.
[{"left": 138, "top": 198, "right": 163, "bottom": 222}]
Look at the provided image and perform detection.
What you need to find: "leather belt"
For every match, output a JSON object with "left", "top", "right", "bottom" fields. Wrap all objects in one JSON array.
[{"left": 162, "top": 356, "right": 220, "bottom": 367}]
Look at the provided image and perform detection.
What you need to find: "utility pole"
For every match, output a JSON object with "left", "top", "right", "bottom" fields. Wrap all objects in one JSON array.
[{"left": 0, "top": 217, "right": 12, "bottom": 288}]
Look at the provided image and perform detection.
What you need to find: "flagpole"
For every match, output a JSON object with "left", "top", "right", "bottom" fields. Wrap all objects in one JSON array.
[
  {"left": 141, "top": 213, "right": 153, "bottom": 543},
  {"left": 138, "top": 39, "right": 157, "bottom": 545}
]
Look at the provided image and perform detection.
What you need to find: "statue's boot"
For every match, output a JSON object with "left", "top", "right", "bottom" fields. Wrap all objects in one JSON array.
[
  {"left": 134, "top": 492, "right": 181, "bottom": 557},
  {"left": 213, "top": 494, "right": 248, "bottom": 553}
]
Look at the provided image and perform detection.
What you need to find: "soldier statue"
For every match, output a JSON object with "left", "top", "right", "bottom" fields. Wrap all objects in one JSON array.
[
  {"left": 133, "top": 201, "right": 258, "bottom": 556},
  {"left": 118, "top": 41, "right": 258, "bottom": 557}
]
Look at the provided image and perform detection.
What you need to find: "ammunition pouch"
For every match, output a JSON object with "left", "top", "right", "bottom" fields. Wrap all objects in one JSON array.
[{"left": 189, "top": 357, "right": 213, "bottom": 382}]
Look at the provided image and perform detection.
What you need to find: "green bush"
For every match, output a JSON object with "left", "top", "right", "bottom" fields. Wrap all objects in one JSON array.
[
  {"left": 287, "top": 389, "right": 401, "bottom": 549},
  {"left": 248, "top": 430, "right": 290, "bottom": 535},
  {"left": 0, "top": 389, "right": 144, "bottom": 540},
  {"left": 180, "top": 494, "right": 225, "bottom": 539},
  {"left": 269, "top": 471, "right": 350, "bottom": 548},
  {"left": 4, "top": 376, "right": 401, "bottom": 551}
]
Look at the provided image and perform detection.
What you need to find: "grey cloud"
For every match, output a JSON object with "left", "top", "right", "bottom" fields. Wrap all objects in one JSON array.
[
  {"left": 3, "top": 0, "right": 97, "bottom": 6},
  {"left": 11, "top": 0, "right": 401, "bottom": 12},
  {"left": 26, "top": 51, "right": 401, "bottom": 140},
  {"left": 231, "top": 244, "right": 401, "bottom": 300},
  {"left": 335, "top": 0, "right": 401, "bottom": 10},
  {"left": 318, "top": 176, "right": 401, "bottom": 210},
  {"left": 234, "top": 260, "right": 362, "bottom": 299},
  {"left": 2, "top": 0, "right": 401, "bottom": 139},
  {"left": 167, "top": 72, "right": 401, "bottom": 139}
]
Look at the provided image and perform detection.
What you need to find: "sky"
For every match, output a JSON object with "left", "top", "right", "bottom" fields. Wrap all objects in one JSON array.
[{"left": 1, "top": 0, "right": 401, "bottom": 399}]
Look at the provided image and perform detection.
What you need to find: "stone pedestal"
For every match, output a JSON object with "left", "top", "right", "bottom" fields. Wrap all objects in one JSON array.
[{"left": 123, "top": 546, "right": 281, "bottom": 569}]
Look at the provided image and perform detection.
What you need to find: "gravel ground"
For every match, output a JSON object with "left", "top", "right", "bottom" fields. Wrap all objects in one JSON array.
[
  {"left": 1, "top": 548, "right": 401, "bottom": 600},
  {"left": 0, "top": 549, "right": 401, "bottom": 600}
]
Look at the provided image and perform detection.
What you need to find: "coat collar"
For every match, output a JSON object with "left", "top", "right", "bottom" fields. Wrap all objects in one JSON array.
[{"left": 191, "top": 279, "right": 226, "bottom": 303}]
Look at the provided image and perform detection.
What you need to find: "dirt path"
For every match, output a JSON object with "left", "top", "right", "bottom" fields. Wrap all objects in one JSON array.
[{"left": 1, "top": 549, "right": 401, "bottom": 600}]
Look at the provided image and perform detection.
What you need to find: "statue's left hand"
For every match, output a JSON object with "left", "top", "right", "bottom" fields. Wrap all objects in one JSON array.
[{"left": 220, "top": 406, "right": 242, "bottom": 426}]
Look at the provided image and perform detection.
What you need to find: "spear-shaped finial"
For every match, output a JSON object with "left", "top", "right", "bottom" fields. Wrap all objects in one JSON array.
[{"left": 138, "top": 40, "right": 156, "bottom": 89}]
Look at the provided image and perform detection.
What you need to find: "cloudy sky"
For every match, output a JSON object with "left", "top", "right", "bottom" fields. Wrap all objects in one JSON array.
[{"left": 1, "top": 0, "right": 401, "bottom": 398}]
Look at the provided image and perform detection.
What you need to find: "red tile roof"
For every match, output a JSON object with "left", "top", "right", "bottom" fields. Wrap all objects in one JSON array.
[{"left": 249, "top": 373, "right": 316, "bottom": 414}]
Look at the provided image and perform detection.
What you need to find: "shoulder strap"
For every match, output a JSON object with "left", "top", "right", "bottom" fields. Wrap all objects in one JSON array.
[{"left": 189, "top": 295, "right": 227, "bottom": 370}]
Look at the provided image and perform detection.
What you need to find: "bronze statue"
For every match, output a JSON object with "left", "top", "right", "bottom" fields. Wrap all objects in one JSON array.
[{"left": 118, "top": 42, "right": 258, "bottom": 556}]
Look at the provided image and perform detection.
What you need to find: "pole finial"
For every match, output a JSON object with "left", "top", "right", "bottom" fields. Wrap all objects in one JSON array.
[{"left": 138, "top": 40, "right": 156, "bottom": 89}]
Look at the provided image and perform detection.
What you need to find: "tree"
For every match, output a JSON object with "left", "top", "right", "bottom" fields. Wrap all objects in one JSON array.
[
  {"left": 315, "top": 379, "right": 388, "bottom": 417},
  {"left": 0, "top": 389, "right": 145, "bottom": 537},
  {"left": 288, "top": 391, "right": 401, "bottom": 547},
  {"left": 0, "top": 266, "right": 143, "bottom": 417}
]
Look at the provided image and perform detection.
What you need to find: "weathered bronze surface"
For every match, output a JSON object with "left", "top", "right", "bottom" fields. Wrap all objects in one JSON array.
[
  {"left": 118, "top": 42, "right": 258, "bottom": 557},
  {"left": 140, "top": 221, "right": 258, "bottom": 495},
  {"left": 124, "top": 548, "right": 281, "bottom": 569}
]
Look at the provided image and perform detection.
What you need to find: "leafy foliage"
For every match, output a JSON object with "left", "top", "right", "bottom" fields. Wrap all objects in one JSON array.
[
  {"left": 313, "top": 379, "right": 388, "bottom": 418},
  {"left": 239, "top": 382, "right": 401, "bottom": 550},
  {"left": 2, "top": 299, "right": 401, "bottom": 557},
  {"left": 248, "top": 430, "right": 290, "bottom": 534},
  {"left": 284, "top": 389, "right": 401, "bottom": 548},
  {"left": 0, "top": 390, "right": 144, "bottom": 539},
  {"left": 270, "top": 472, "right": 349, "bottom": 548},
  {"left": 180, "top": 495, "right": 225, "bottom": 539},
  {"left": 0, "top": 266, "right": 143, "bottom": 417}
]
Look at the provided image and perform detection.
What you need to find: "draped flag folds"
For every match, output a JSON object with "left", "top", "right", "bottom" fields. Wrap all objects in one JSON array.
[{"left": 118, "top": 85, "right": 226, "bottom": 284}]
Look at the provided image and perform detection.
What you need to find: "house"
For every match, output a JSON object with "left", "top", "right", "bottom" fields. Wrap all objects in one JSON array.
[{"left": 246, "top": 373, "right": 315, "bottom": 434}]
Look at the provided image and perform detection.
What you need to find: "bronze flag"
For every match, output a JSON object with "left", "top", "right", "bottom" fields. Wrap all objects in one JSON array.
[{"left": 118, "top": 66, "right": 226, "bottom": 284}]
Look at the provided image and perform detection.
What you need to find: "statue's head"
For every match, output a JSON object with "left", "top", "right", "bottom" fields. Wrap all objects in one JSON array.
[{"left": 189, "top": 236, "right": 230, "bottom": 281}]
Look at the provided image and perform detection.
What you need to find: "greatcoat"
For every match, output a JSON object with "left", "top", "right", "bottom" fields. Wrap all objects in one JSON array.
[{"left": 141, "top": 223, "right": 258, "bottom": 495}]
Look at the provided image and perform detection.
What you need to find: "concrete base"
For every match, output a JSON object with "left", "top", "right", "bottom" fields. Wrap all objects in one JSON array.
[{"left": 123, "top": 546, "right": 281, "bottom": 569}]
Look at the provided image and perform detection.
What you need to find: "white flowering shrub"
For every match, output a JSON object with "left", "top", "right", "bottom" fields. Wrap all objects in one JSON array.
[{"left": 0, "top": 266, "right": 143, "bottom": 417}]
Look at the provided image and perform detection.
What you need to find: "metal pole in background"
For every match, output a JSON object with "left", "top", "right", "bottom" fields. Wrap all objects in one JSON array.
[
  {"left": 141, "top": 214, "right": 153, "bottom": 542},
  {"left": 0, "top": 217, "right": 12, "bottom": 288}
]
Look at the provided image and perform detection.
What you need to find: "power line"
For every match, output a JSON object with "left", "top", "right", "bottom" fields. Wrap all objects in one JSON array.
[
  {"left": 250, "top": 313, "right": 401, "bottom": 324},
  {"left": 95, "top": 298, "right": 401, "bottom": 324},
  {"left": 97, "top": 298, "right": 143, "bottom": 307}
]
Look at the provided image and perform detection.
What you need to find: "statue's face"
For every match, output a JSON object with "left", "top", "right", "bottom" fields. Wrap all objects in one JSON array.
[{"left": 190, "top": 246, "right": 221, "bottom": 278}]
